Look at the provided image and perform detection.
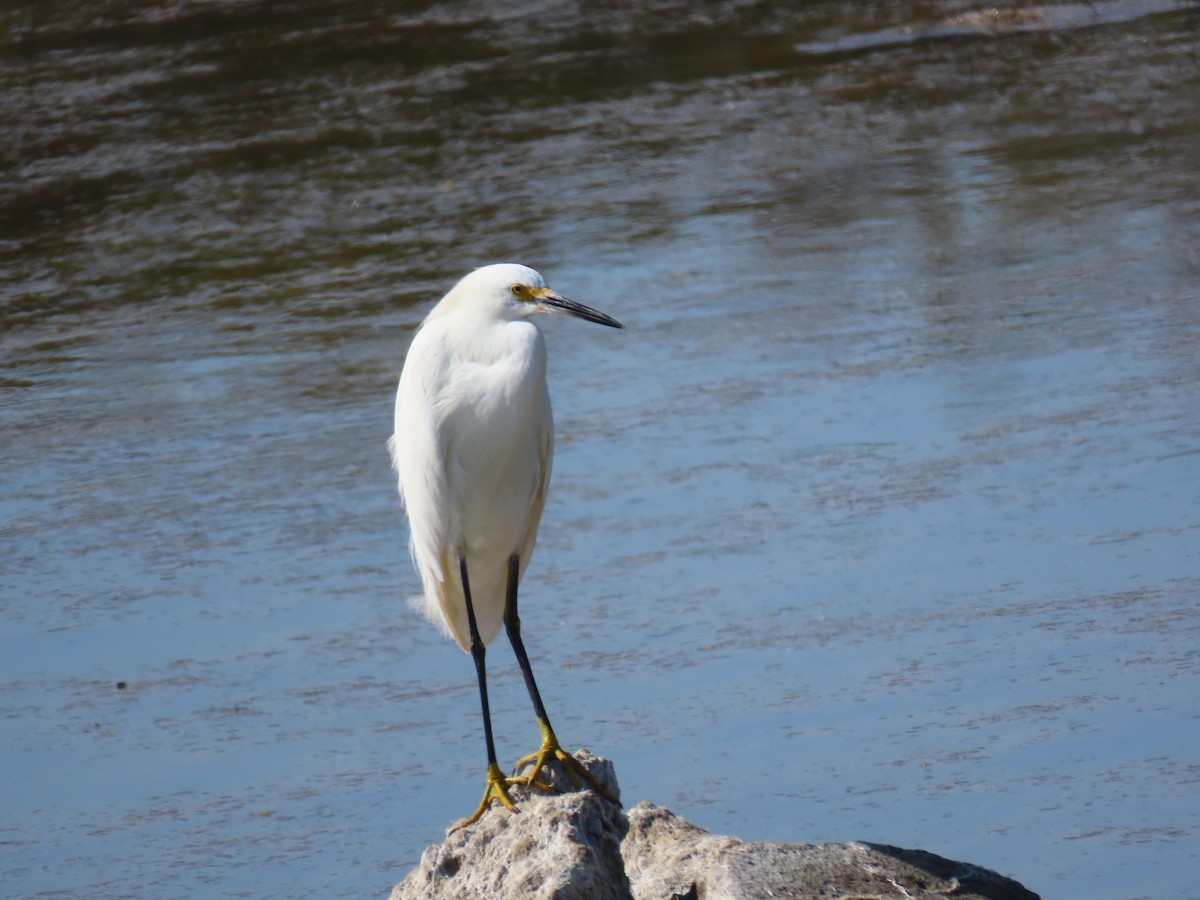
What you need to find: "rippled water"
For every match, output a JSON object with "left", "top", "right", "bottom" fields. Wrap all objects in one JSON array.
[{"left": 3, "top": 2, "right": 1198, "bottom": 898}]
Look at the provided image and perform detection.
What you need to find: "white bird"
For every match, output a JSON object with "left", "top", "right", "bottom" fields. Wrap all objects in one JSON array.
[{"left": 389, "top": 263, "right": 622, "bottom": 828}]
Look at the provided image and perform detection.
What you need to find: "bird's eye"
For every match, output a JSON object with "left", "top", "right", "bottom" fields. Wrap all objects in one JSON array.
[{"left": 510, "top": 284, "right": 524, "bottom": 297}]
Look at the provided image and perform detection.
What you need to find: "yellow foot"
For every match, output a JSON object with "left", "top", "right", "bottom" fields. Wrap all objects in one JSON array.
[
  {"left": 512, "top": 723, "right": 618, "bottom": 804},
  {"left": 449, "top": 761, "right": 519, "bottom": 832}
]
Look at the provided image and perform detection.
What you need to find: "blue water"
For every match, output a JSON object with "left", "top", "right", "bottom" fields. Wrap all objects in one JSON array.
[{"left": 3, "top": 3, "right": 1199, "bottom": 898}]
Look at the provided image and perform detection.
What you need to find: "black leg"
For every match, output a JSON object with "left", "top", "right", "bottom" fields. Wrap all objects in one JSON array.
[
  {"left": 451, "top": 555, "right": 516, "bottom": 830},
  {"left": 461, "top": 556, "right": 500, "bottom": 772},
  {"left": 504, "top": 553, "right": 617, "bottom": 803},
  {"left": 504, "top": 553, "right": 554, "bottom": 732}
]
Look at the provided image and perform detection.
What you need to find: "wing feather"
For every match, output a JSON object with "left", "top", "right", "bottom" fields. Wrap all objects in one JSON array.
[
  {"left": 390, "top": 322, "right": 458, "bottom": 641},
  {"left": 391, "top": 314, "right": 551, "bottom": 652}
]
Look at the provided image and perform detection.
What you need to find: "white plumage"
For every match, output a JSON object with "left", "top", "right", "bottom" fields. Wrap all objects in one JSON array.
[
  {"left": 389, "top": 263, "right": 621, "bottom": 650},
  {"left": 388, "top": 263, "right": 622, "bottom": 827},
  {"left": 389, "top": 264, "right": 553, "bottom": 650}
]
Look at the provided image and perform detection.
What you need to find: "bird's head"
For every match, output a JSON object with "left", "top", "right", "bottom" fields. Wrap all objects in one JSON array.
[{"left": 445, "top": 263, "right": 624, "bottom": 329}]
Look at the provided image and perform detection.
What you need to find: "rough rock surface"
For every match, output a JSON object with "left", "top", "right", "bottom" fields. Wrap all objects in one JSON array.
[
  {"left": 390, "top": 751, "right": 628, "bottom": 900},
  {"left": 390, "top": 753, "right": 1040, "bottom": 900},
  {"left": 622, "top": 802, "right": 1040, "bottom": 900}
]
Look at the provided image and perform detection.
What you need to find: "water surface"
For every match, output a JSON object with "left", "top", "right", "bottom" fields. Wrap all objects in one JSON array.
[{"left": 2, "top": 2, "right": 1198, "bottom": 898}]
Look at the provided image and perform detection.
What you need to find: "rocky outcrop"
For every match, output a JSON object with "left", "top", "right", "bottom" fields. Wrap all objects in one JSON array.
[
  {"left": 391, "top": 753, "right": 628, "bottom": 900},
  {"left": 389, "top": 752, "right": 1040, "bottom": 900}
]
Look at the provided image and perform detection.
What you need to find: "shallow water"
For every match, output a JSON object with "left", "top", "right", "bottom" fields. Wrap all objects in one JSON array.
[{"left": 2, "top": 2, "right": 1199, "bottom": 898}]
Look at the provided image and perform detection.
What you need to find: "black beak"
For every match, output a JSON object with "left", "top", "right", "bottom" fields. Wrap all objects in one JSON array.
[{"left": 538, "top": 292, "right": 623, "bottom": 329}]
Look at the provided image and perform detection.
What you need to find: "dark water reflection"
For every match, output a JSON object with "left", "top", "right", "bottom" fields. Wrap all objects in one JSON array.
[{"left": 2, "top": 2, "right": 1198, "bottom": 898}]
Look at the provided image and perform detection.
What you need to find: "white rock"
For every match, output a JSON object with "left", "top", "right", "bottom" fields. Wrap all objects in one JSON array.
[{"left": 390, "top": 753, "right": 1040, "bottom": 900}]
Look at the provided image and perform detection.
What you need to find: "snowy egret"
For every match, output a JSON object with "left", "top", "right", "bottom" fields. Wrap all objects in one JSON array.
[{"left": 389, "top": 263, "right": 623, "bottom": 828}]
